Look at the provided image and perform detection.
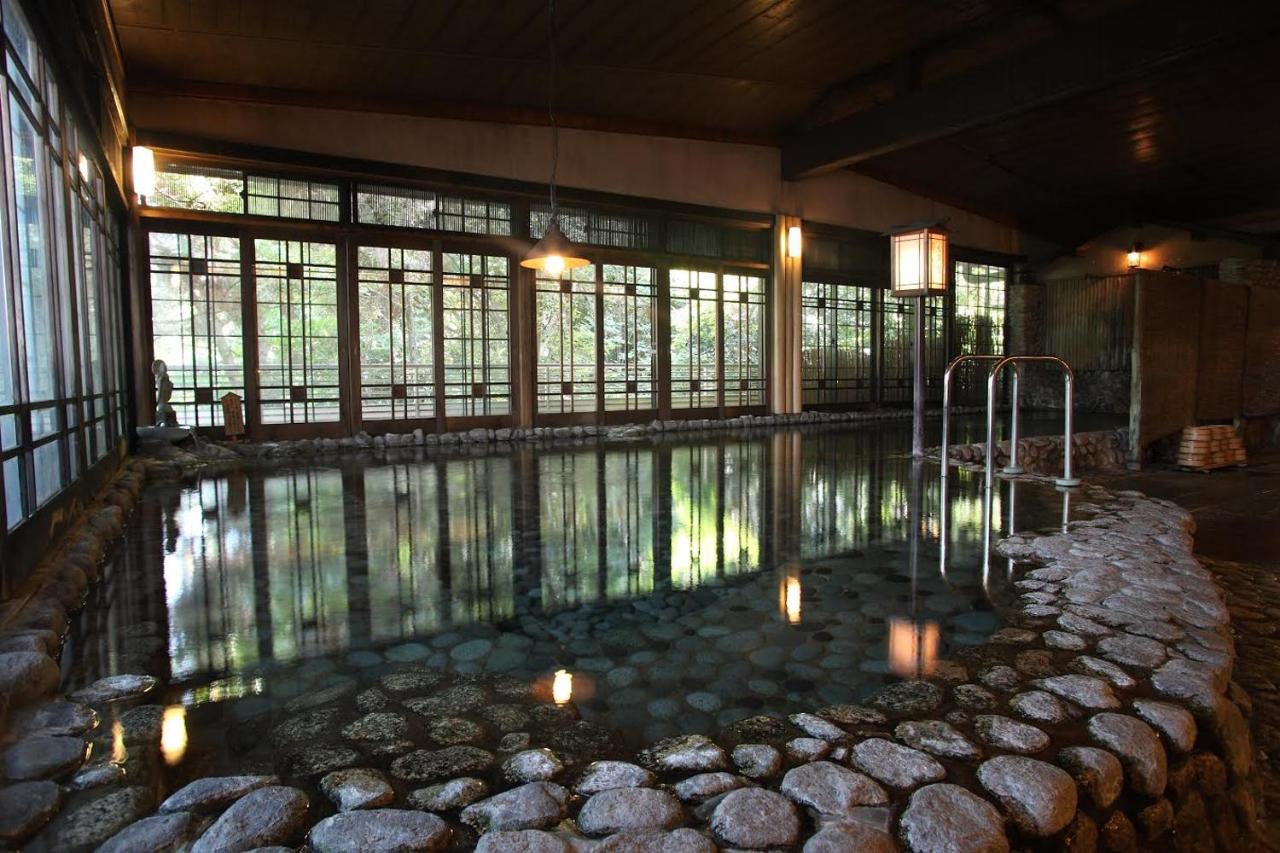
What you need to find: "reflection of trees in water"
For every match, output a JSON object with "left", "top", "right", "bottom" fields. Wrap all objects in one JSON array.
[{"left": 157, "top": 431, "right": 1005, "bottom": 684}]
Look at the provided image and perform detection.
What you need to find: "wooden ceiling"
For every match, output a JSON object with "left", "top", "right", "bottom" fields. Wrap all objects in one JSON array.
[{"left": 107, "top": 0, "right": 1280, "bottom": 244}]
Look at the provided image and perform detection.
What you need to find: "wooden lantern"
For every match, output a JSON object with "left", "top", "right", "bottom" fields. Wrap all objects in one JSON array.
[{"left": 891, "top": 225, "right": 949, "bottom": 298}]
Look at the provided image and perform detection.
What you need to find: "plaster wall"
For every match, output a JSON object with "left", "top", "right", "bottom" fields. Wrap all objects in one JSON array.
[
  {"left": 127, "top": 92, "right": 1049, "bottom": 257},
  {"left": 1040, "top": 224, "right": 1264, "bottom": 279}
]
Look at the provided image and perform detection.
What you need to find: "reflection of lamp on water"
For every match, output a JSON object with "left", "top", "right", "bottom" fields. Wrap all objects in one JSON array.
[
  {"left": 111, "top": 719, "right": 126, "bottom": 763},
  {"left": 777, "top": 563, "right": 803, "bottom": 625},
  {"left": 161, "top": 705, "right": 188, "bottom": 766},
  {"left": 552, "top": 669, "right": 573, "bottom": 706},
  {"left": 887, "top": 616, "right": 940, "bottom": 678}
]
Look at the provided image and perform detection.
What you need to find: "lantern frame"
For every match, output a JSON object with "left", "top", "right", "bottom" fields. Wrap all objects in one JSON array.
[{"left": 890, "top": 225, "right": 949, "bottom": 298}]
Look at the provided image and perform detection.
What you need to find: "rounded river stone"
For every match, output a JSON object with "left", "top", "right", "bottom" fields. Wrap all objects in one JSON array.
[
  {"left": 459, "top": 782, "right": 569, "bottom": 832},
  {"left": 0, "top": 780, "right": 61, "bottom": 845},
  {"left": 1087, "top": 712, "right": 1167, "bottom": 797},
  {"left": 407, "top": 777, "right": 489, "bottom": 811},
  {"left": 977, "top": 755, "right": 1077, "bottom": 837},
  {"left": 308, "top": 809, "right": 451, "bottom": 852},
  {"left": 710, "top": 788, "right": 800, "bottom": 849},
  {"left": 848, "top": 738, "right": 946, "bottom": 789},
  {"left": 577, "top": 787, "right": 685, "bottom": 836},
  {"left": 899, "top": 783, "right": 1009, "bottom": 853},
  {"left": 191, "top": 785, "right": 310, "bottom": 853},
  {"left": 575, "top": 760, "right": 656, "bottom": 794},
  {"left": 1057, "top": 745, "right": 1123, "bottom": 809},
  {"left": 780, "top": 760, "right": 889, "bottom": 817}
]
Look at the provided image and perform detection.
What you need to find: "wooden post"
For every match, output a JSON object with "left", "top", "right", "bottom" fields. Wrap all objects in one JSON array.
[
  {"left": 912, "top": 295, "right": 925, "bottom": 458},
  {"left": 771, "top": 214, "right": 803, "bottom": 414}
]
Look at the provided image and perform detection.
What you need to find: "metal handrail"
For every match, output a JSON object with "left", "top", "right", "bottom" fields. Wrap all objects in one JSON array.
[
  {"left": 940, "top": 354, "right": 1021, "bottom": 476},
  {"left": 984, "top": 355, "right": 1081, "bottom": 491}
]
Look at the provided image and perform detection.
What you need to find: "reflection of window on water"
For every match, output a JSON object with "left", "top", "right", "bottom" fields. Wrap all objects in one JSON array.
[
  {"left": 364, "top": 464, "right": 446, "bottom": 642},
  {"left": 539, "top": 449, "right": 655, "bottom": 609},
  {"left": 264, "top": 470, "right": 349, "bottom": 660},
  {"left": 164, "top": 476, "right": 256, "bottom": 680},
  {"left": 670, "top": 444, "right": 763, "bottom": 589},
  {"left": 800, "top": 433, "right": 871, "bottom": 558},
  {"left": 445, "top": 457, "right": 515, "bottom": 624}
]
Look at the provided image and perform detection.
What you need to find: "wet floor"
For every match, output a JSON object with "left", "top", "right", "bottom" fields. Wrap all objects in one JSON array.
[{"left": 63, "top": 419, "right": 1078, "bottom": 783}]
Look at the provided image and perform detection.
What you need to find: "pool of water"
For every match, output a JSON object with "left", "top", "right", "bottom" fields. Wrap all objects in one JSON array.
[{"left": 63, "top": 420, "right": 1075, "bottom": 784}]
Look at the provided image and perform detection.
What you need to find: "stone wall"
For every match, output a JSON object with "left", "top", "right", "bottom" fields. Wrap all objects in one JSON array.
[
  {"left": 941, "top": 429, "right": 1129, "bottom": 475},
  {"left": 1220, "top": 258, "right": 1280, "bottom": 289}
]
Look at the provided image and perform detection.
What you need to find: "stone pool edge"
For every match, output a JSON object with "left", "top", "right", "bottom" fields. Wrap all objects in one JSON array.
[{"left": 0, "top": 448, "right": 1262, "bottom": 851}]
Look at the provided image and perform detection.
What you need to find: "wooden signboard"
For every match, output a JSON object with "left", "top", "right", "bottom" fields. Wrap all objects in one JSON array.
[{"left": 221, "top": 392, "right": 246, "bottom": 440}]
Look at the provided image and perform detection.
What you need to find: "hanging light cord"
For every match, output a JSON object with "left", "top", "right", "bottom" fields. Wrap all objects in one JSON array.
[{"left": 547, "top": 0, "right": 559, "bottom": 224}]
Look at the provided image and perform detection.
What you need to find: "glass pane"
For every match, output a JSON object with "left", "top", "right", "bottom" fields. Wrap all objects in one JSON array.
[
  {"left": 10, "top": 98, "right": 57, "bottom": 403},
  {"left": 357, "top": 246, "right": 434, "bottom": 421},
  {"left": 441, "top": 252, "right": 511, "bottom": 417},
  {"left": 535, "top": 265, "right": 597, "bottom": 414}
]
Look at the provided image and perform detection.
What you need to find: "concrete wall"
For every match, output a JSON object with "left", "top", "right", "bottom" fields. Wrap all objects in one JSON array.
[{"left": 127, "top": 92, "right": 1053, "bottom": 257}]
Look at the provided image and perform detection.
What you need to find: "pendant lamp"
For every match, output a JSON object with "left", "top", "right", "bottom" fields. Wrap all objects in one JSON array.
[{"left": 521, "top": 0, "right": 588, "bottom": 274}]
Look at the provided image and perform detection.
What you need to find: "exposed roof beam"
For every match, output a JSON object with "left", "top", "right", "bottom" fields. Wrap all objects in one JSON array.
[{"left": 782, "top": 0, "right": 1280, "bottom": 179}]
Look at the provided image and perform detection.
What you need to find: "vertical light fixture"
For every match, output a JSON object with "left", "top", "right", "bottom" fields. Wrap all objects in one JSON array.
[
  {"left": 889, "top": 222, "right": 949, "bottom": 458},
  {"left": 521, "top": 0, "right": 588, "bottom": 275},
  {"left": 786, "top": 225, "right": 802, "bottom": 259},
  {"left": 132, "top": 146, "right": 156, "bottom": 203}
]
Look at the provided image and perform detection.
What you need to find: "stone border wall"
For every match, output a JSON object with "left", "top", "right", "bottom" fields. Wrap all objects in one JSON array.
[
  {"left": 940, "top": 429, "right": 1128, "bottom": 476},
  {"left": 142, "top": 407, "right": 992, "bottom": 471},
  {"left": 0, "top": 429, "right": 1262, "bottom": 851}
]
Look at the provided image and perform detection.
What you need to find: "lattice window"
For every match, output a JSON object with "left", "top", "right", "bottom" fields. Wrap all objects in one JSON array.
[
  {"left": 357, "top": 246, "right": 435, "bottom": 421},
  {"left": 439, "top": 196, "right": 511, "bottom": 235},
  {"left": 955, "top": 261, "right": 1006, "bottom": 356},
  {"left": 254, "top": 239, "right": 341, "bottom": 424},
  {"left": 531, "top": 204, "right": 650, "bottom": 250},
  {"left": 441, "top": 252, "right": 510, "bottom": 417},
  {"left": 722, "top": 272, "right": 765, "bottom": 407},
  {"left": 149, "top": 232, "right": 245, "bottom": 427},
  {"left": 801, "top": 281, "right": 874, "bottom": 405},
  {"left": 602, "top": 265, "right": 656, "bottom": 411},
  {"left": 535, "top": 264, "right": 597, "bottom": 414},
  {"left": 881, "top": 296, "right": 947, "bottom": 404},
  {"left": 954, "top": 261, "right": 1008, "bottom": 405},
  {"left": 669, "top": 269, "right": 719, "bottom": 410},
  {"left": 247, "top": 175, "right": 340, "bottom": 222},
  {"left": 355, "top": 184, "right": 437, "bottom": 229},
  {"left": 151, "top": 163, "right": 245, "bottom": 214}
]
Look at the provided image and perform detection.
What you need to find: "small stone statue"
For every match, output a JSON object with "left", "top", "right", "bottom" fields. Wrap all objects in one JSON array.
[{"left": 153, "top": 359, "right": 177, "bottom": 427}]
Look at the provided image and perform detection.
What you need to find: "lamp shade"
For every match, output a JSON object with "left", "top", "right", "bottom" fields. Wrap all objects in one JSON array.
[
  {"left": 891, "top": 226, "right": 948, "bottom": 297},
  {"left": 132, "top": 146, "right": 156, "bottom": 199},
  {"left": 521, "top": 219, "right": 590, "bottom": 274}
]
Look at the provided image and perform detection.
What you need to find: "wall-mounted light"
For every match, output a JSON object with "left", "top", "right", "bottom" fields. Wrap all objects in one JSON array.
[
  {"left": 1126, "top": 241, "right": 1144, "bottom": 269},
  {"left": 786, "top": 225, "right": 802, "bottom": 259},
  {"left": 132, "top": 146, "right": 156, "bottom": 203},
  {"left": 890, "top": 224, "right": 949, "bottom": 297}
]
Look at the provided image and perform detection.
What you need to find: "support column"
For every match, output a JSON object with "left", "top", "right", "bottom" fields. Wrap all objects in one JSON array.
[{"left": 770, "top": 215, "right": 803, "bottom": 414}]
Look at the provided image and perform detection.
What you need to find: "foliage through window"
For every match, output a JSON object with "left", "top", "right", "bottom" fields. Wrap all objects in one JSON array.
[{"left": 801, "top": 281, "right": 874, "bottom": 405}]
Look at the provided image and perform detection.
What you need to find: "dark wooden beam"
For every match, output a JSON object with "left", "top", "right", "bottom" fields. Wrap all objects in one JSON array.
[{"left": 782, "top": 0, "right": 1280, "bottom": 179}]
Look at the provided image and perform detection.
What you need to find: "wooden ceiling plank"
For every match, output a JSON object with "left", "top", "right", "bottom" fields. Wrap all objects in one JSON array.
[{"left": 782, "top": 0, "right": 1280, "bottom": 179}]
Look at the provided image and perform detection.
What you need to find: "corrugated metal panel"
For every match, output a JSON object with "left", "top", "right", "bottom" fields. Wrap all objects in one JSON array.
[{"left": 1043, "top": 275, "right": 1134, "bottom": 371}]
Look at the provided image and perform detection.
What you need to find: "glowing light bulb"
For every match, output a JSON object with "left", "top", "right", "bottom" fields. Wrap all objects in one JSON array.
[
  {"left": 1126, "top": 250, "right": 1141, "bottom": 268},
  {"left": 552, "top": 669, "right": 573, "bottom": 705},
  {"left": 160, "top": 705, "right": 188, "bottom": 766},
  {"left": 544, "top": 254, "right": 565, "bottom": 276}
]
